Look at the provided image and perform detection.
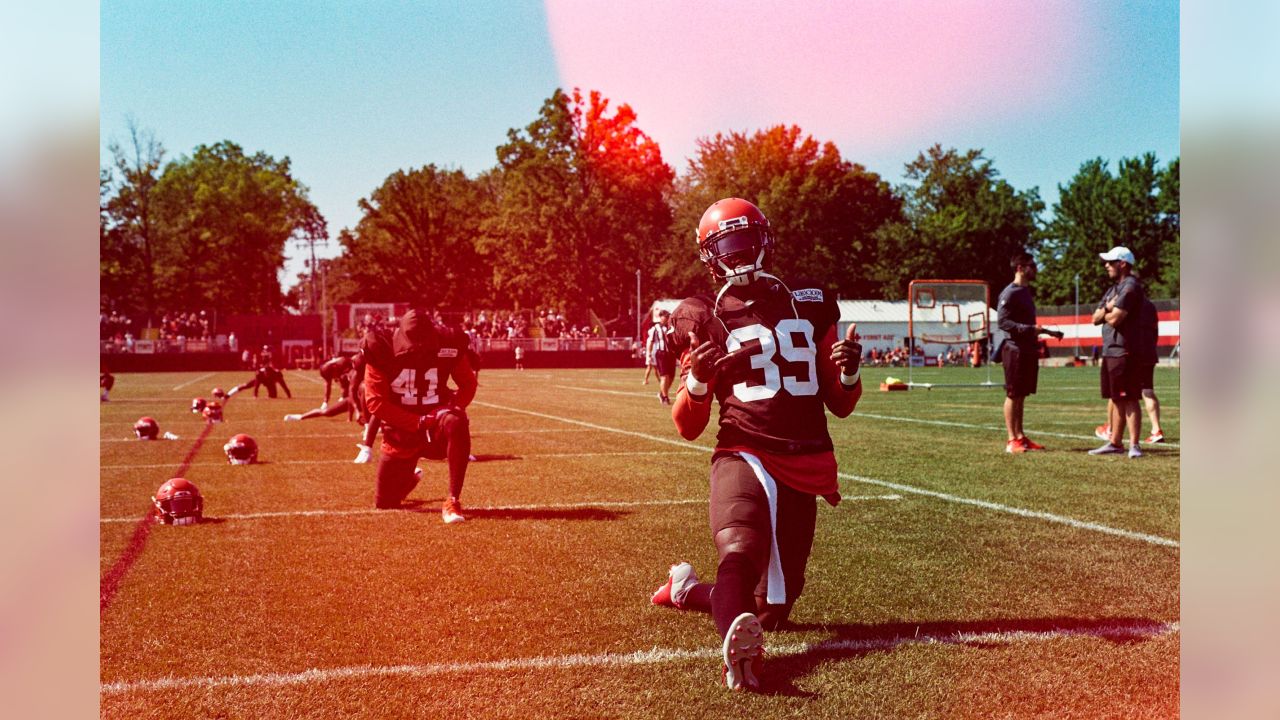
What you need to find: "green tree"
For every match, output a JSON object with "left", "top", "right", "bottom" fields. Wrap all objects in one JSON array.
[
  {"left": 331, "top": 165, "right": 492, "bottom": 308},
  {"left": 101, "top": 120, "right": 166, "bottom": 320},
  {"left": 872, "top": 145, "right": 1044, "bottom": 300},
  {"left": 1038, "top": 153, "right": 1179, "bottom": 304},
  {"left": 665, "top": 125, "right": 902, "bottom": 299},
  {"left": 150, "top": 141, "right": 322, "bottom": 314},
  {"left": 485, "top": 88, "right": 674, "bottom": 316}
]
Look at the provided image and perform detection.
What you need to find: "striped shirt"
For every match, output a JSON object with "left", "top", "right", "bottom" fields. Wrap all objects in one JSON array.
[{"left": 647, "top": 323, "right": 669, "bottom": 354}]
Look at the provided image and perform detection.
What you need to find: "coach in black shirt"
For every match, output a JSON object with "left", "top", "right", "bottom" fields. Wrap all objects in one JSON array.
[
  {"left": 1089, "top": 246, "right": 1146, "bottom": 458},
  {"left": 994, "top": 251, "right": 1064, "bottom": 453}
]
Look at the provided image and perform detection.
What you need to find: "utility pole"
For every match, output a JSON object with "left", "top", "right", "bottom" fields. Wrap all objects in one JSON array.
[
  {"left": 635, "top": 269, "right": 642, "bottom": 340},
  {"left": 1074, "top": 273, "right": 1081, "bottom": 358},
  {"left": 294, "top": 212, "right": 329, "bottom": 314}
]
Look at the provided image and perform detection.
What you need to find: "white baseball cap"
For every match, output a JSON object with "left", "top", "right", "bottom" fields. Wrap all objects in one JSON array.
[{"left": 1098, "top": 246, "right": 1136, "bottom": 265}]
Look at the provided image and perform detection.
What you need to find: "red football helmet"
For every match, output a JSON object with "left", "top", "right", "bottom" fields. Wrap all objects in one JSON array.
[
  {"left": 223, "top": 433, "right": 258, "bottom": 465},
  {"left": 191, "top": 397, "right": 207, "bottom": 414},
  {"left": 203, "top": 401, "right": 223, "bottom": 423},
  {"left": 152, "top": 478, "right": 203, "bottom": 525},
  {"left": 134, "top": 416, "right": 160, "bottom": 440},
  {"left": 211, "top": 387, "right": 227, "bottom": 401},
  {"left": 696, "top": 198, "right": 774, "bottom": 286}
]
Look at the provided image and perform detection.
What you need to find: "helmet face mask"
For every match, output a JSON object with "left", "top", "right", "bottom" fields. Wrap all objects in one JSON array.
[
  {"left": 696, "top": 198, "right": 773, "bottom": 286},
  {"left": 223, "top": 434, "right": 258, "bottom": 465},
  {"left": 152, "top": 478, "right": 203, "bottom": 525},
  {"left": 203, "top": 402, "right": 223, "bottom": 422}
]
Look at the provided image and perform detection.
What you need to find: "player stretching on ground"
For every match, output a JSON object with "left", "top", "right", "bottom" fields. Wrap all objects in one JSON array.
[
  {"left": 362, "top": 309, "right": 477, "bottom": 523},
  {"left": 284, "top": 354, "right": 359, "bottom": 422},
  {"left": 227, "top": 363, "right": 292, "bottom": 399},
  {"left": 650, "top": 198, "right": 863, "bottom": 691}
]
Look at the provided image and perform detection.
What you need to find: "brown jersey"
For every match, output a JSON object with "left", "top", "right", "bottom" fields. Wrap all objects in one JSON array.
[
  {"left": 361, "top": 317, "right": 477, "bottom": 457},
  {"left": 670, "top": 278, "right": 841, "bottom": 454}
]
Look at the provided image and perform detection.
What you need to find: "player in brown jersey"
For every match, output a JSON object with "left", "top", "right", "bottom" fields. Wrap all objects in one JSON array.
[
  {"left": 649, "top": 198, "right": 864, "bottom": 691},
  {"left": 227, "top": 364, "right": 292, "bottom": 399},
  {"left": 361, "top": 309, "right": 477, "bottom": 523},
  {"left": 283, "top": 354, "right": 360, "bottom": 422}
]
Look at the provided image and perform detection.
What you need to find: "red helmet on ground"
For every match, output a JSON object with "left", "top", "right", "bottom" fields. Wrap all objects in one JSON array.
[
  {"left": 223, "top": 433, "right": 258, "bottom": 465},
  {"left": 696, "top": 198, "right": 774, "bottom": 286},
  {"left": 152, "top": 478, "right": 203, "bottom": 525},
  {"left": 211, "top": 387, "right": 227, "bottom": 401},
  {"left": 191, "top": 397, "right": 207, "bottom": 414},
  {"left": 203, "top": 401, "right": 223, "bottom": 422},
  {"left": 134, "top": 417, "right": 160, "bottom": 440}
]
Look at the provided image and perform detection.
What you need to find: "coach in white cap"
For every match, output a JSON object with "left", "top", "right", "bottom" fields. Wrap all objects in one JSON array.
[{"left": 1089, "top": 246, "right": 1146, "bottom": 457}]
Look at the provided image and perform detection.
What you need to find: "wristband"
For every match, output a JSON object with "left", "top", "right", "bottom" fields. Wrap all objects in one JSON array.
[
  {"left": 839, "top": 369, "right": 861, "bottom": 388},
  {"left": 685, "top": 373, "right": 709, "bottom": 398}
]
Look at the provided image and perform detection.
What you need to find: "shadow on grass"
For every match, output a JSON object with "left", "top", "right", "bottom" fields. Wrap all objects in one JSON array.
[
  {"left": 761, "top": 616, "right": 1173, "bottom": 697},
  {"left": 469, "top": 454, "right": 522, "bottom": 463},
  {"left": 465, "top": 507, "right": 627, "bottom": 521}
]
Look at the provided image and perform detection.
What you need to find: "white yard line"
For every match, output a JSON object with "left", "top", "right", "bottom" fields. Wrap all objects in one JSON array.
[
  {"left": 100, "top": 449, "right": 705, "bottom": 470},
  {"left": 554, "top": 384, "right": 655, "bottom": 398},
  {"left": 101, "top": 620, "right": 1177, "bottom": 694},
  {"left": 289, "top": 370, "right": 324, "bottom": 385},
  {"left": 170, "top": 373, "right": 216, "bottom": 391},
  {"left": 474, "top": 401, "right": 1179, "bottom": 548},
  {"left": 101, "top": 427, "right": 601, "bottom": 443},
  {"left": 851, "top": 411, "right": 1180, "bottom": 449},
  {"left": 551, "top": 385, "right": 1180, "bottom": 448},
  {"left": 100, "top": 495, "right": 902, "bottom": 524}
]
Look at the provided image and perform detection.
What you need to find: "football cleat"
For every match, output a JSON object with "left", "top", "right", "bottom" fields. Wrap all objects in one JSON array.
[
  {"left": 133, "top": 417, "right": 160, "bottom": 440},
  {"left": 1129, "top": 444, "right": 1143, "bottom": 459},
  {"left": 1088, "top": 442, "right": 1125, "bottom": 455},
  {"left": 152, "top": 478, "right": 203, "bottom": 526},
  {"left": 1146, "top": 431, "right": 1165, "bottom": 444},
  {"left": 1005, "top": 439, "right": 1026, "bottom": 454},
  {"left": 1094, "top": 424, "right": 1111, "bottom": 441},
  {"left": 353, "top": 444, "right": 372, "bottom": 464},
  {"left": 283, "top": 414, "right": 302, "bottom": 422},
  {"left": 1020, "top": 437, "right": 1045, "bottom": 451},
  {"left": 651, "top": 562, "right": 700, "bottom": 609},
  {"left": 441, "top": 497, "right": 466, "bottom": 524},
  {"left": 722, "top": 613, "right": 764, "bottom": 691},
  {"left": 223, "top": 433, "right": 259, "bottom": 464}
]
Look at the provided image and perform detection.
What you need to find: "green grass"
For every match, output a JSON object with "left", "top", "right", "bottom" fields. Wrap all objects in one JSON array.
[{"left": 100, "top": 366, "right": 1179, "bottom": 718}]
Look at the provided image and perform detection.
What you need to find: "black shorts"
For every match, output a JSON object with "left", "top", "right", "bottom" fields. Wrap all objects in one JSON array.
[
  {"left": 654, "top": 349, "right": 676, "bottom": 377},
  {"left": 1101, "top": 355, "right": 1142, "bottom": 401},
  {"left": 1001, "top": 344, "right": 1038, "bottom": 398},
  {"left": 1137, "top": 361, "right": 1156, "bottom": 392},
  {"left": 708, "top": 451, "right": 817, "bottom": 607}
]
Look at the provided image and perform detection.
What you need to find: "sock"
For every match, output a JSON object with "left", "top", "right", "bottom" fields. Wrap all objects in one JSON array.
[
  {"left": 711, "top": 552, "right": 758, "bottom": 638},
  {"left": 682, "top": 582, "right": 713, "bottom": 613},
  {"left": 442, "top": 414, "right": 471, "bottom": 500}
]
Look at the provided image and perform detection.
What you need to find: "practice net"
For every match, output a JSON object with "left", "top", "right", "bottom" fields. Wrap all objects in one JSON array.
[{"left": 906, "top": 279, "right": 997, "bottom": 389}]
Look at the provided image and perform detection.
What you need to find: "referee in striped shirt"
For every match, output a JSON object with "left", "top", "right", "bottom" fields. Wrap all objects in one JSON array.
[{"left": 649, "top": 309, "right": 676, "bottom": 405}]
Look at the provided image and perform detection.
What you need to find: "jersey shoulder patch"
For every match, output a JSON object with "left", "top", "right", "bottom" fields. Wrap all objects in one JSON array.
[{"left": 791, "top": 288, "right": 824, "bottom": 303}]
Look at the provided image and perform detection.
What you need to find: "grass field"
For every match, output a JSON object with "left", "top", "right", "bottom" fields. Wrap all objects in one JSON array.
[{"left": 100, "top": 365, "right": 1179, "bottom": 719}]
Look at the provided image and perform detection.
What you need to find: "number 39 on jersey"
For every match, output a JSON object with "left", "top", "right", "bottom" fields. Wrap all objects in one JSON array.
[{"left": 725, "top": 318, "right": 817, "bottom": 402}]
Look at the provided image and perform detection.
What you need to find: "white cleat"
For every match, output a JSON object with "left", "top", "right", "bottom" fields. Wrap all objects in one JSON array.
[
  {"left": 353, "top": 444, "right": 372, "bottom": 464},
  {"left": 283, "top": 414, "right": 301, "bottom": 422},
  {"left": 651, "top": 562, "right": 700, "bottom": 608},
  {"left": 722, "top": 613, "right": 764, "bottom": 691},
  {"left": 1129, "top": 444, "right": 1143, "bottom": 459},
  {"left": 468, "top": 454, "right": 477, "bottom": 462}
]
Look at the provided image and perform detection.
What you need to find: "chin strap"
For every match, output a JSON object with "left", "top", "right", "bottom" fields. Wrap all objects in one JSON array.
[{"left": 711, "top": 271, "right": 802, "bottom": 336}]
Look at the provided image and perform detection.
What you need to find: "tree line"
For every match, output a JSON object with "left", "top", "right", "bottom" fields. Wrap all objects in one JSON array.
[{"left": 101, "top": 88, "right": 1178, "bottom": 326}]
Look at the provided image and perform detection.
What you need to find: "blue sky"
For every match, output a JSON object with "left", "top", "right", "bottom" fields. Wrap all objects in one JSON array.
[{"left": 101, "top": 1, "right": 1179, "bottom": 288}]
